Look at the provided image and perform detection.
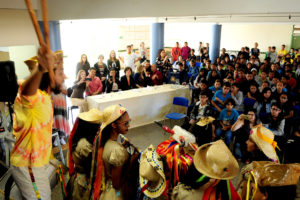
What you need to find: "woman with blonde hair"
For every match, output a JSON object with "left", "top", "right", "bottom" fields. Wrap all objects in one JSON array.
[
  {"left": 107, "top": 50, "right": 121, "bottom": 78},
  {"left": 133, "top": 64, "right": 146, "bottom": 88},
  {"left": 76, "top": 54, "right": 90, "bottom": 76},
  {"left": 70, "top": 70, "right": 89, "bottom": 112}
]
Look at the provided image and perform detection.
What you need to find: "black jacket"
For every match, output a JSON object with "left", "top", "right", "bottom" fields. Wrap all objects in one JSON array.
[{"left": 120, "top": 75, "right": 136, "bottom": 91}]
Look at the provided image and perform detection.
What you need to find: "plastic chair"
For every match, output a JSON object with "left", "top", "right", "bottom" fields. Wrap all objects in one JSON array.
[
  {"left": 165, "top": 97, "right": 189, "bottom": 126},
  {"left": 68, "top": 105, "right": 79, "bottom": 124}
]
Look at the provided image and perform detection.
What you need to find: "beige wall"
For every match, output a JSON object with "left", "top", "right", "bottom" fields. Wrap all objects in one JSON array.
[
  {"left": 0, "top": 9, "right": 39, "bottom": 47},
  {"left": 42, "top": 0, "right": 300, "bottom": 21}
]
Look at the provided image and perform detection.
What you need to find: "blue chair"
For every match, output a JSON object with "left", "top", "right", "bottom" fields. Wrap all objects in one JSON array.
[
  {"left": 165, "top": 97, "right": 189, "bottom": 126},
  {"left": 243, "top": 97, "right": 256, "bottom": 108}
]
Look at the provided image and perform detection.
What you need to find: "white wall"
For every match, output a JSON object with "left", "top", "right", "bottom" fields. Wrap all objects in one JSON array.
[
  {"left": 8, "top": 45, "right": 38, "bottom": 80},
  {"left": 60, "top": 19, "right": 120, "bottom": 86},
  {"left": 164, "top": 23, "right": 212, "bottom": 52},
  {"left": 221, "top": 24, "right": 293, "bottom": 53}
]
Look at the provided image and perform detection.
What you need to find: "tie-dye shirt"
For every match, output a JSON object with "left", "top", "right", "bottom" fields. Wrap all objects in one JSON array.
[{"left": 10, "top": 89, "right": 53, "bottom": 167}]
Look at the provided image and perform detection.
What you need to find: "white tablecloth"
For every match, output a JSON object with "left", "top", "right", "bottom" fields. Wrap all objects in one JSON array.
[{"left": 87, "top": 85, "right": 190, "bottom": 128}]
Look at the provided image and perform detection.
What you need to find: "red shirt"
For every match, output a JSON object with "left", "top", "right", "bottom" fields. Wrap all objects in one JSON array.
[
  {"left": 172, "top": 47, "right": 181, "bottom": 61},
  {"left": 287, "top": 77, "right": 297, "bottom": 90},
  {"left": 86, "top": 76, "right": 103, "bottom": 96},
  {"left": 151, "top": 70, "right": 163, "bottom": 85}
]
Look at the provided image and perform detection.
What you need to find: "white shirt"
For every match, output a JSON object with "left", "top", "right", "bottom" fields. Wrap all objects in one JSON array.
[{"left": 122, "top": 52, "right": 138, "bottom": 72}]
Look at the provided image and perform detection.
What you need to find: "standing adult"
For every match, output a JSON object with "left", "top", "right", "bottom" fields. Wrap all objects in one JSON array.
[
  {"left": 76, "top": 54, "right": 90, "bottom": 76},
  {"left": 278, "top": 44, "right": 287, "bottom": 57},
  {"left": 71, "top": 70, "right": 89, "bottom": 112},
  {"left": 10, "top": 46, "right": 66, "bottom": 200},
  {"left": 107, "top": 50, "right": 121, "bottom": 78},
  {"left": 251, "top": 42, "right": 260, "bottom": 58},
  {"left": 94, "top": 55, "right": 109, "bottom": 92},
  {"left": 86, "top": 67, "right": 103, "bottom": 96},
  {"left": 119, "top": 45, "right": 140, "bottom": 73},
  {"left": 139, "top": 42, "right": 147, "bottom": 64},
  {"left": 171, "top": 42, "right": 181, "bottom": 62},
  {"left": 156, "top": 49, "right": 172, "bottom": 83},
  {"left": 181, "top": 42, "right": 191, "bottom": 60}
]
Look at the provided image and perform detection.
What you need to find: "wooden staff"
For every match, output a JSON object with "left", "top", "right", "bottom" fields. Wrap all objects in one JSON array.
[{"left": 24, "top": 0, "right": 55, "bottom": 89}]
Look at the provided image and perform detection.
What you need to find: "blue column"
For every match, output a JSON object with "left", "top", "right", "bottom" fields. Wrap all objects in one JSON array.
[
  {"left": 209, "top": 24, "right": 222, "bottom": 64},
  {"left": 151, "top": 23, "right": 164, "bottom": 64},
  {"left": 38, "top": 21, "right": 62, "bottom": 51}
]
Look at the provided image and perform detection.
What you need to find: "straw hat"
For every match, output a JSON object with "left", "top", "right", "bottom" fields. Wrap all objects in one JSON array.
[
  {"left": 24, "top": 56, "right": 38, "bottom": 70},
  {"left": 196, "top": 116, "right": 215, "bottom": 126},
  {"left": 78, "top": 108, "right": 103, "bottom": 124},
  {"left": 139, "top": 145, "right": 166, "bottom": 198},
  {"left": 194, "top": 140, "right": 239, "bottom": 180},
  {"left": 100, "top": 104, "right": 127, "bottom": 131},
  {"left": 172, "top": 125, "right": 196, "bottom": 147},
  {"left": 250, "top": 124, "right": 278, "bottom": 160},
  {"left": 242, "top": 161, "right": 300, "bottom": 187}
]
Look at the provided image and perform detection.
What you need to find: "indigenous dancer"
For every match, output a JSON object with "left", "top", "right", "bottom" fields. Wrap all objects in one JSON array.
[
  {"left": 10, "top": 45, "right": 66, "bottom": 199},
  {"left": 89, "top": 104, "right": 139, "bottom": 200}
]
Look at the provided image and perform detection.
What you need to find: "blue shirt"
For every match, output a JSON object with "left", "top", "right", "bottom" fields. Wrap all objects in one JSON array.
[
  {"left": 188, "top": 66, "right": 200, "bottom": 80},
  {"left": 218, "top": 108, "right": 239, "bottom": 126},
  {"left": 212, "top": 90, "right": 231, "bottom": 108},
  {"left": 209, "top": 86, "right": 222, "bottom": 93}
]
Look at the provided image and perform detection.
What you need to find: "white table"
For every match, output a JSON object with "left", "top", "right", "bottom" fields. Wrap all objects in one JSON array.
[{"left": 87, "top": 85, "right": 190, "bottom": 128}]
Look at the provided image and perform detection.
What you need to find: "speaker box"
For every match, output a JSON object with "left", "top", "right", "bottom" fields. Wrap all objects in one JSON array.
[{"left": 0, "top": 61, "right": 19, "bottom": 103}]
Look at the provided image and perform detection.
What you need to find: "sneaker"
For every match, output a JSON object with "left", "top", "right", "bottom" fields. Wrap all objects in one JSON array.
[{"left": 60, "top": 138, "right": 66, "bottom": 145}]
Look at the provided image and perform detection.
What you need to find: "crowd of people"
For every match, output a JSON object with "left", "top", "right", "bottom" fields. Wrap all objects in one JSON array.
[
  {"left": 73, "top": 41, "right": 300, "bottom": 163},
  {"left": 6, "top": 39, "right": 300, "bottom": 200}
]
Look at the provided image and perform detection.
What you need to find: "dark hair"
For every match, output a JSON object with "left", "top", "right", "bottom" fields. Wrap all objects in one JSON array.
[
  {"left": 224, "top": 98, "right": 236, "bottom": 107},
  {"left": 262, "top": 87, "right": 271, "bottom": 94},
  {"left": 157, "top": 49, "right": 164, "bottom": 58},
  {"left": 90, "top": 67, "right": 97, "bottom": 72},
  {"left": 223, "top": 82, "right": 231, "bottom": 88},
  {"left": 232, "top": 82, "right": 240, "bottom": 88},
  {"left": 199, "top": 91, "right": 209, "bottom": 97},
  {"left": 39, "top": 72, "right": 50, "bottom": 92},
  {"left": 100, "top": 112, "right": 127, "bottom": 147},
  {"left": 271, "top": 102, "right": 282, "bottom": 110},
  {"left": 72, "top": 118, "right": 100, "bottom": 153},
  {"left": 124, "top": 67, "right": 132, "bottom": 74},
  {"left": 178, "top": 62, "right": 183, "bottom": 67},
  {"left": 262, "top": 80, "right": 270, "bottom": 86},
  {"left": 200, "top": 79, "right": 208, "bottom": 85}
]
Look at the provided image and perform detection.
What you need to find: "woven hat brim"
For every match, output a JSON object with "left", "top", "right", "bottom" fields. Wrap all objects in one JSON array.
[
  {"left": 250, "top": 133, "right": 277, "bottom": 160},
  {"left": 140, "top": 176, "right": 166, "bottom": 198},
  {"left": 194, "top": 142, "right": 239, "bottom": 180}
]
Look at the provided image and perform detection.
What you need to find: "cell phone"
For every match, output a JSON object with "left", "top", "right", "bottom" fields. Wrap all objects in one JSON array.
[{"left": 85, "top": 78, "right": 92, "bottom": 81}]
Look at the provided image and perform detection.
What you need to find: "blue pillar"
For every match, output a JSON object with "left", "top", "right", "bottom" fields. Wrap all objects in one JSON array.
[
  {"left": 38, "top": 21, "right": 62, "bottom": 51},
  {"left": 209, "top": 24, "right": 222, "bottom": 64},
  {"left": 151, "top": 23, "right": 164, "bottom": 64}
]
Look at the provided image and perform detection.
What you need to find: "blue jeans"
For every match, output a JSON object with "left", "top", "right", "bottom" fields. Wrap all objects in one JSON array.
[
  {"left": 235, "top": 143, "right": 242, "bottom": 159},
  {"left": 216, "top": 127, "right": 232, "bottom": 146}
]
